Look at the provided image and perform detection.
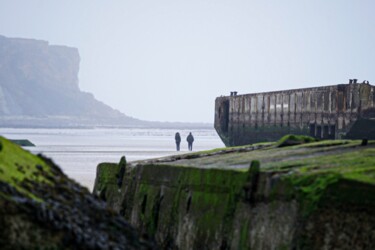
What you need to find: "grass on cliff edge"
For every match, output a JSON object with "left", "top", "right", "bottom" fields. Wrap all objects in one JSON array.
[{"left": 0, "top": 136, "right": 52, "bottom": 200}]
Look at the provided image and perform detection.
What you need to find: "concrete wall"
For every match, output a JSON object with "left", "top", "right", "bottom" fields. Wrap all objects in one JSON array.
[
  {"left": 94, "top": 160, "right": 375, "bottom": 250},
  {"left": 215, "top": 83, "right": 375, "bottom": 146}
]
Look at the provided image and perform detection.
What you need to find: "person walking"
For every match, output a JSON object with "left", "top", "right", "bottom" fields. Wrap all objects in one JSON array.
[
  {"left": 186, "top": 132, "right": 194, "bottom": 151},
  {"left": 175, "top": 132, "right": 181, "bottom": 151}
]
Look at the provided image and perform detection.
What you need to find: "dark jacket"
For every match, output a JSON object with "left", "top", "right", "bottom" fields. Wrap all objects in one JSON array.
[
  {"left": 175, "top": 133, "right": 181, "bottom": 143},
  {"left": 187, "top": 133, "right": 194, "bottom": 143}
]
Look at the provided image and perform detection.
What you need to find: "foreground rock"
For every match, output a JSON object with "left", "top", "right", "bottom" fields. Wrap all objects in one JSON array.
[
  {"left": 0, "top": 137, "right": 155, "bottom": 249},
  {"left": 95, "top": 135, "right": 375, "bottom": 250}
]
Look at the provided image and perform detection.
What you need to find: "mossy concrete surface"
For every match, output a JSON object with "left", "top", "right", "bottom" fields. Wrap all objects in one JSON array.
[
  {"left": 95, "top": 135, "right": 375, "bottom": 250},
  {"left": 0, "top": 137, "right": 155, "bottom": 249}
]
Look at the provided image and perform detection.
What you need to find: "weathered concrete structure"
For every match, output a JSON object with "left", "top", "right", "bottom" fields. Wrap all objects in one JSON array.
[
  {"left": 94, "top": 139, "right": 375, "bottom": 250},
  {"left": 215, "top": 80, "right": 375, "bottom": 146}
]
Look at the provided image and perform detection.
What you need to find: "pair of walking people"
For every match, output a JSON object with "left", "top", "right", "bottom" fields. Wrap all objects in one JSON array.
[{"left": 175, "top": 132, "right": 194, "bottom": 151}]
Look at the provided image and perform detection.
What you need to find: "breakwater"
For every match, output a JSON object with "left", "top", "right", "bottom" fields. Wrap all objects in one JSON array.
[
  {"left": 94, "top": 136, "right": 375, "bottom": 249},
  {"left": 215, "top": 80, "right": 375, "bottom": 146}
]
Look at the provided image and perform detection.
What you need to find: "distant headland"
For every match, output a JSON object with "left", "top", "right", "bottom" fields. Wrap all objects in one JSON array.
[{"left": 0, "top": 35, "right": 210, "bottom": 129}]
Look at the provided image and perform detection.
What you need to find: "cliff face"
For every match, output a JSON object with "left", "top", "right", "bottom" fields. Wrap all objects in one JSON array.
[
  {"left": 94, "top": 136, "right": 375, "bottom": 249},
  {"left": 0, "top": 136, "right": 155, "bottom": 249},
  {"left": 0, "top": 35, "right": 139, "bottom": 127}
]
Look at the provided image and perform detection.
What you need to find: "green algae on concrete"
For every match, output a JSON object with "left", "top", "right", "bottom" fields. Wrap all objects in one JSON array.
[
  {"left": 95, "top": 137, "right": 375, "bottom": 250},
  {"left": 276, "top": 134, "right": 316, "bottom": 147},
  {"left": 129, "top": 165, "right": 248, "bottom": 249},
  {"left": 93, "top": 156, "right": 129, "bottom": 203},
  {"left": 94, "top": 163, "right": 120, "bottom": 192},
  {"left": 276, "top": 145, "right": 375, "bottom": 216}
]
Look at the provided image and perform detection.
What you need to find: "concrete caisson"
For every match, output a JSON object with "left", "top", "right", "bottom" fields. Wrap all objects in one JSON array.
[{"left": 215, "top": 80, "right": 375, "bottom": 146}]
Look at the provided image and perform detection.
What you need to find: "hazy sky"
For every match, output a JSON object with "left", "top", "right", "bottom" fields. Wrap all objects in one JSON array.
[{"left": 0, "top": 1, "right": 374, "bottom": 123}]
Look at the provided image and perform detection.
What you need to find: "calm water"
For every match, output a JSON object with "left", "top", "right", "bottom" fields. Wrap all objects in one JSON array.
[{"left": 0, "top": 128, "right": 224, "bottom": 190}]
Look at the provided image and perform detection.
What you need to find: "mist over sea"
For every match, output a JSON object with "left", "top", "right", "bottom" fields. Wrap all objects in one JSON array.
[{"left": 0, "top": 128, "right": 224, "bottom": 190}]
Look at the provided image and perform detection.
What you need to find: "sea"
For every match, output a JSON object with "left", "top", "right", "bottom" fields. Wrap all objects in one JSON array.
[{"left": 0, "top": 128, "right": 224, "bottom": 190}]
